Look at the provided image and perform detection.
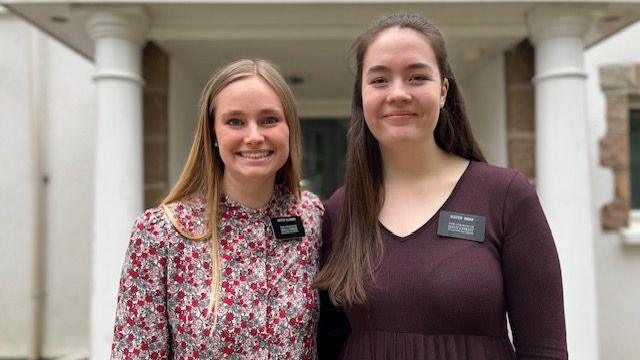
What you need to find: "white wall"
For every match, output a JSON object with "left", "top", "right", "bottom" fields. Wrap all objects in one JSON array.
[
  {"left": 41, "top": 24, "right": 95, "bottom": 357},
  {"left": 0, "top": 11, "right": 37, "bottom": 357},
  {"left": 0, "top": 10, "right": 95, "bottom": 357},
  {"left": 585, "top": 20, "right": 640, "bottom": 360},
  {"left": 168, "top": 57, "right": 201, "bottom": 186},
  {"left": 461, "top": 54, "right": 508, "bottom": 167}
]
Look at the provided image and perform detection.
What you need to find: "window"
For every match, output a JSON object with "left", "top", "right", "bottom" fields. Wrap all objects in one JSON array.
[
  {"left": 621, "top": 104, "right": 640, "bottom": 244},
  {"left": 599, "top": 64, "right": 640, "bottom": 244},
  {"left": 630, "top": 109, "right": 640, "bottom": 209},
  {"left": 300, "top": 118, "right": 348, "bottom": 200}
]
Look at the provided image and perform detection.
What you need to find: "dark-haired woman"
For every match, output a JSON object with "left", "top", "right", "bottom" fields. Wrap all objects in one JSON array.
[{"left": 315, "top": 13, "right": 567, "bottom": 360}]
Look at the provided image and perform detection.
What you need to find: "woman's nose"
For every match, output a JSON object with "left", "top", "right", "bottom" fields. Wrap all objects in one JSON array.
[
  {"left": 245, "top": 122, "right": 265, "bottom": 144},
  {"left": 387, "top": 81, "right": 411, "bottom": 103}
]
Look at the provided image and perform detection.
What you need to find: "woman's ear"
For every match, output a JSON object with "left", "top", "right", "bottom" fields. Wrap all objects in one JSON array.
[{"left": 440, "top": 78, "right": 449, "bottom": 108}]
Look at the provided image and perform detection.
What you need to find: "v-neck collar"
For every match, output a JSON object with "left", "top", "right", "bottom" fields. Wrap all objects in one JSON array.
[{"left": 379, "top": 160, "right": 474, "bottom": 242}]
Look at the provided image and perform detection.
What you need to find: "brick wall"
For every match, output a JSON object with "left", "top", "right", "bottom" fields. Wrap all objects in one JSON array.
[
  {"left": 505, "top": 40, "right": 536, "bottom": 182},
  {"left": 142, "top": 42, "right": 169, "bottom": 208}
]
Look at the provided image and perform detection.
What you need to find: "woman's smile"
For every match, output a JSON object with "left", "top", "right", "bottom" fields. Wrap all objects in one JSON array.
[
  {"left": 383, "top": 110, "right": 418, "bottom": 122},
  {"left": 236, "top": 150, "right": 274, "bottom": 160}
]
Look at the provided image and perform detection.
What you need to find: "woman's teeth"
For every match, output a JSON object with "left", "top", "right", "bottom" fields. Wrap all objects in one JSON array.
[{"left": 240, "top": 151, "right": 271, "bottom": 159}]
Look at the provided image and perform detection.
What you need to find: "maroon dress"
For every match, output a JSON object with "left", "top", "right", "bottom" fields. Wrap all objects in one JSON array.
[{"left": 318, "top": 161, "right": 567, "bottom": 360}]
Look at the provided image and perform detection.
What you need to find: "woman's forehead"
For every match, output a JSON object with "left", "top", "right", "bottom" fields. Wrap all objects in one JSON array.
[{"left": 363, "top": 28, "right": 438, "bottom": 70}]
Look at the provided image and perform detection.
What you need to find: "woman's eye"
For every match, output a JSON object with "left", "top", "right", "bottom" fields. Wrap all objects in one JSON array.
[
  {"left": 409, "top": 74, "right": 428, "bottom": 82},
  {"left": 226, "top": 118, "right": 243, "bottom": 127},
  {"left": 369, "top": 77, "right": 387, "bottom": 86},
  {"left": 262, "top": 116, "right": 280, "bottom": 125}
]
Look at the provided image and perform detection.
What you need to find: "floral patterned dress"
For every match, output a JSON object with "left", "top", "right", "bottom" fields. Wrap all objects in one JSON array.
[{"left": 111, "top": 187, "right": 324, "bottom": 359}]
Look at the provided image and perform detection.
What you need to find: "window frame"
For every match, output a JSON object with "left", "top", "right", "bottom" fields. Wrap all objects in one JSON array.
[{"left": 622, "top": 100, "right": 640, "bottom": 245}]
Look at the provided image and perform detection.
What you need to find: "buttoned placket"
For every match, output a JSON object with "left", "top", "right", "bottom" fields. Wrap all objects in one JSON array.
[
  {"left": 249, "top": 210, "right": 279, "bottom": 359},
  {"left": 217, "top": 190, "right": 293, "bottom": 358},
  {"left": 261, "top": 213, "right": 276, "bottom": 360}
]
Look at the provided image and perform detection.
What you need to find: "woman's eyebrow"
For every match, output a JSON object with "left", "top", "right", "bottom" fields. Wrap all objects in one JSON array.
[
  {"left": 407, "top": 62, "right": 433, "bottom": 72},
  {"left": 366, "top": 63, "right": 434, "bottom": 74},
  {"left": 220, "top": 108, "right": 282, "bottom": 117},
  {"left": 258, "top": 108, "right": 282, "bottom": 116},
  {"left": 366, "top": 65, "right": 390, "bottom": 74},
  {"left": 220, "top": 109, "right": 244, "bottom": 118}
]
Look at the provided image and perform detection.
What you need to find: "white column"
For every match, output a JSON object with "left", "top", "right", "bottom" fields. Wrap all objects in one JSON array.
[
  {"left": 85, "top": 7, "right": 148, "bottom": 360},
  {"left": 527, "top": 5, "right": 599, "bottom": 359}
]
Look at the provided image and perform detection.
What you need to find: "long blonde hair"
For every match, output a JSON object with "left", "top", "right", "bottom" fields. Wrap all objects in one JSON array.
[{"left": 162, "top": 59, "right": 302, "bottom": 319}]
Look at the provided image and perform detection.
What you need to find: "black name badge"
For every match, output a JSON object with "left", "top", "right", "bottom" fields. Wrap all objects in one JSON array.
[
  {"left": 437, "top": 211, "right": 486, "bottom": 243},
  {"left": 270, "top": 216, "right": 306, "bottom": 240}
]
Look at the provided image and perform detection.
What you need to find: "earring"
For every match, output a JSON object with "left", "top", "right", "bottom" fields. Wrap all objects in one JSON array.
[{"left": 214, "top": 142, "right": 219, "bottom": 148}]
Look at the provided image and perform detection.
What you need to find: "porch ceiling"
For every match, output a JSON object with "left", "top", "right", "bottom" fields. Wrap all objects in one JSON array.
[{"left": 6, "top": 2, "right": 640, "bottom": 99}]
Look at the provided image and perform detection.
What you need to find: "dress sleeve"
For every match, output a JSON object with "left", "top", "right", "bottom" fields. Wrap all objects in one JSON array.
[
  {"left": 317, "top": 195, "right": 351, "bottom": 360},
  {"left": 111, "top": 212, "right": 170, "bottom": 360},
  {"left": 501, "top": 173, "right": 568, "bottom": 360}
]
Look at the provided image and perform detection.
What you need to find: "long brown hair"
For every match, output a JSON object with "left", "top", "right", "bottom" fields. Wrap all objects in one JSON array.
[
  {"left": 162, "top": 59, "right": 302, "bottom": 319},
  {"left": 314, "top": 13, "right": 486, "bottom": 306}
]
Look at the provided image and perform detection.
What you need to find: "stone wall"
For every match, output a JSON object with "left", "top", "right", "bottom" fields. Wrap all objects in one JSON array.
[{"left": 599, "top": 64, "right": 640, "bottom": 230}]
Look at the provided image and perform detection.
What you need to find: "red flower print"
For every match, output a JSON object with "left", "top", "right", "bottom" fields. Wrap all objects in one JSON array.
[
  {"left": 111, "top": 189, "right": 323, "bottom": 359},
  {"left": 225, "top": 313, "right": 234, "bottom": 322}
]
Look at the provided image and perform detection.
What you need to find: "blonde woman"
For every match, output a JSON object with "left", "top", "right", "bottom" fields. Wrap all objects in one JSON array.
[{"left": 111, "top": 59, "right": 323, "bottom": 359}]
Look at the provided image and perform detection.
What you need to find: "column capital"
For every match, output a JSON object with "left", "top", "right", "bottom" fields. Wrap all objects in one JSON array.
[
  {"left": 77, "top": 5, "right": 149, "bottom": 45},
  {"left": 526, "top": 5, "right": 597, "bottom": 45}
]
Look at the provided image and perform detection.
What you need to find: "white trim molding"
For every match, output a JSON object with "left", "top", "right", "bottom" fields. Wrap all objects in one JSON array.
[
  {"left": 621, "top": 210, "right": 640, "bottom": 245},
  {"left": 92, "top": 69, "right": 144, "bottom": 85},
  {"left": 532, "top": 67, "right": 587, "bottom": 83}
]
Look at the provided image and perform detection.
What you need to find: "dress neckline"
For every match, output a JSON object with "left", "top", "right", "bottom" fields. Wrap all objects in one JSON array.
[
  {"left": 379, "top": 160, "right": 474, "bottom": 242},
  {"left": 219, "top": 184, "right": 289, "bottom": 220}
]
